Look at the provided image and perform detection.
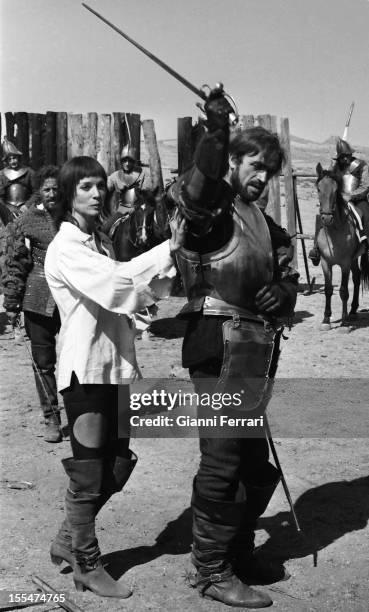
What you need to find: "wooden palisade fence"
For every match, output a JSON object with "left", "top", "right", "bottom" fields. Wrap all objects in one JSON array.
[{"left": 1, "top": 110, "right": 296, "bottom": 263}]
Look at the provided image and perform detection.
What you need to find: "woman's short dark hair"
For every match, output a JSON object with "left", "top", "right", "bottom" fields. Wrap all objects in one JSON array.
[
  {"left": 37, "top": 165, "right": 59, "bottom": 188},
  {"left": 58, "top": 156, "right": 107, "bottom": 212},
  {"left": 229, "top": 127, "right": 285, "bottom": 175}
]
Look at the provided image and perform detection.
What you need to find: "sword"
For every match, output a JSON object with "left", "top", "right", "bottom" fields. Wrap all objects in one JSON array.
[
  {"left": 342, "top": 101, "right": 355, "bottom": 141},
  {"left": 81, "top": 3, "right": 238, "bottom": 125}
]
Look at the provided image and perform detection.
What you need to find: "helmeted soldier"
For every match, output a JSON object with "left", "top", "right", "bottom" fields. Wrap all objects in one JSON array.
[
  {"left": 309, "top": 138, "right": 369, "bottom": 265},
  {"left": 166, "top": 89, "right": 298, "bottom": 609},
  {"left": 0, "top": 137, "right": 37, "bottom": 224},
  {"left": 107, "top": 144, "right": 150, "bottom": 213}
]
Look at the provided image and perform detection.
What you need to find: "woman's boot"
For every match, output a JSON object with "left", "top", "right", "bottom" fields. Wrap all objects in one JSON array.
[
  {"left": 50, "top": 451, "right": 137, "bottom": 569},
  {"left": 62, "top": 457, "right": 131, "bottom": 599},
  {"left": 234, "top": 463, "right": 289, "bottom": 584},
  {"left": 191, "top": 480, "right": 272, "bottom": 608}
]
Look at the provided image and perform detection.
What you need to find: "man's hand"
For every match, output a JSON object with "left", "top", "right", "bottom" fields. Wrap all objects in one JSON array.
[
  {"left": 204, "top": 87, "right": 234, "bottom": 131},
  {"left": 169, "top": 208, "right": 187, "bottom": 254},
  {"left": 254, "top": 284, "right": 285, "bottom": 314}
]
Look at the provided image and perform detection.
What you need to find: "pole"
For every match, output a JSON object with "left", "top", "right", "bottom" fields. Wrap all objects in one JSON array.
[
  {"left": 293, "top": 175, "right": 315, "bottom": 294},
  {"left": 342, "top": 101, "right": 354, "bottom": 141},
  {"left": 15, "top": 321, "right": 63, "bottom": 437},
  {"left": 264, "top": 415, "right": 301, "bottom": 533}
]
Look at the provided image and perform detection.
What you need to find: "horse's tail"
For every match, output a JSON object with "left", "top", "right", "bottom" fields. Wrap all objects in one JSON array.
[{"left": 360, "top": 251, "right": 369, "bottom": 290}]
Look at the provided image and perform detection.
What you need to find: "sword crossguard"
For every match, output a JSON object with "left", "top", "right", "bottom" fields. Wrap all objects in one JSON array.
[{"left": 199, "top": 83, "right": 239, "bottom": 128}]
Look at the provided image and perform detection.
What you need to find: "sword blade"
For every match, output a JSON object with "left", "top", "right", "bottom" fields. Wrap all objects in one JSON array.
[{"left": 82, "top": 3, "right": 207, "bottom": 101}]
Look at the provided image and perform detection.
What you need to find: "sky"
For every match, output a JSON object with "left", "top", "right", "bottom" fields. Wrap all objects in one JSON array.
[{"left": 1, "top": 0, "right": 369, "bottom": 145}]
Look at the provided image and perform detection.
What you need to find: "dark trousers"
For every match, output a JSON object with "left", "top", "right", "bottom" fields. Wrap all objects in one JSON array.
[
  {"left": 190, "top": 365, "right": 270, "bottom": 502},
  {"left": 61, "top": 373, "right": 131, "bottom": 460},
  {"left": 24, "top": 309, "right": 60, "bottom": 419}
]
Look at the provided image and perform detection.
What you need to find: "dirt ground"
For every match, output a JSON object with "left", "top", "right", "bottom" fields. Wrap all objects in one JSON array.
[{"left": 1, "top": 187, "right": 369, "bottom": 612}]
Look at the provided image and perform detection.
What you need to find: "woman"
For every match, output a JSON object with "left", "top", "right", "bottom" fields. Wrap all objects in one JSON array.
[
  {"left": 2, "top": 165, "right": 62, "bottom": 442},
  {"left": 45, "top": 156, "right": 184, "bottom": 599}
]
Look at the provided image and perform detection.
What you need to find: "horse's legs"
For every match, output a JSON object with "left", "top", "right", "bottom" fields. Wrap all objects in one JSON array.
[
  {"left": 321, "top": 258, "right": 333, "bottom": 328},
  {"left": 339, "top": 265, "right": 350, "bottom": 325},
  {"left": 349, "top": 259, "right": 361, "bottom": 318}
]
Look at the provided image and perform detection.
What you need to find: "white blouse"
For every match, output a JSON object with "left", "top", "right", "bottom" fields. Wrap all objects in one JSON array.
[{"left": 45, "top": 221, "right": 176, "bottom": 391}]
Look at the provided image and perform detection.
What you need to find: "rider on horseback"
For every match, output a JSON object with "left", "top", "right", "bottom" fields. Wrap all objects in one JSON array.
[
  {"left": 107, "top": 145, "right": 150, "bottom": 214},
  {"left": 309, "top": 138, "right": 369, "bottom": 265}
]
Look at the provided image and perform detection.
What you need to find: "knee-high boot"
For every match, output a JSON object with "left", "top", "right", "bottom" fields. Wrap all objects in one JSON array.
[
  {"left": 59, "top": 457, "right": 132, "bottom": 598},
  {"left": 51, "top": 451, "right": 137, "bottom": 569},
  {"left": 191, "top": 480, "right": 272, "bottom": 608},
  {"left": 233, "top": 462, "right": 289, "bottom": 584}
]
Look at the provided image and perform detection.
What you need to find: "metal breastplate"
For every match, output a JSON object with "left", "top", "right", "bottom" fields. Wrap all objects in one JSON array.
[
  {"left": 342, "top": 171, "right": 359, "bottom": 195},
  {"left": 6, "top": 183, "right": 28, "bottom": 207},
  {"left": 176, "top": 201, "right": 274, "bottom": 310}
]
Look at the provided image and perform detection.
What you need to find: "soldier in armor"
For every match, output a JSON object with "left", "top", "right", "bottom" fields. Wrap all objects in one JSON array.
[
  {"left": 166, "top": 90, "right": 298, "bottom": 609},
  {"left": 107, "top": 144, "right": 150, "bottom": 214},
  {"left": 0, "top": 137, "right": 37, "bottom": 224},
  {"left": 309, "top": 138, "right": 369, "bottom": 265},
  {"left": 2, "top": 166, "right": 62, "bottom": 443}
]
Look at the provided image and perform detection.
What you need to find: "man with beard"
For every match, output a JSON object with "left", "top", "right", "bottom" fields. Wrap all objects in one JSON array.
[
  {"left": 0, "top": 137, "right": 37, "bottom": 224},
  {"left": 2, "top": 165, "right": 62, "bottom": 443},
  {"left": 309, "top": 137, "right": 369, "bottom": 265},
  {"left": 167, "top": 94, "right": 298, "bottom": 609}
]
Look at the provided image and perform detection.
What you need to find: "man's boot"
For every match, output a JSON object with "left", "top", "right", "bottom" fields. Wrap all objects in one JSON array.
[
  {"left": 50, "top": 451, "right": 137, "bottom": 569},
  {"left": 44, "top": 411, "right": 62, "bottom": 443},
  {"left": 234, "top": 463, "right": 289, "bottom": 585},
  {"left": 62, "top": 457, "right": 132, "bottom": 598},
  {"left": 190, "top": 480, "right": 272, "bottom": 608}
]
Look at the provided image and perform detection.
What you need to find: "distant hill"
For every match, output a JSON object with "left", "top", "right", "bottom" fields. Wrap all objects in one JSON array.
[{"left": 141, "top": 134, "right": 369, "bottom": 179}]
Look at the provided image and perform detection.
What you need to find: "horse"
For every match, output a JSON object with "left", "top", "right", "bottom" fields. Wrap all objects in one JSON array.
[
  {"left": 315, "top": 162, "right": 369, "bottom": 329},
  {"left": 106, "top": 187, "right": 170, "bottom": 262}
]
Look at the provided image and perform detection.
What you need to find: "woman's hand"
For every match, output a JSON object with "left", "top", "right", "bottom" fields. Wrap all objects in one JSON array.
[{"left": 169, "top": 208, "right": 187, "bottom": 254}]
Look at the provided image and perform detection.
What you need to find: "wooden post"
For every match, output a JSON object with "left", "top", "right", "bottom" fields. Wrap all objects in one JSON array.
[
  {"left": 142, "top": 119, "right": 163, "bottom": 192},
  {"left": 14, "top": 112, "right": 30, "bottom": 166},
  {"left": 177, "top": 117, "right": 193, "bottom": 174},
  {"left": 121, "top": 113, "right": 141, "bottom": 161},
  {"left": 45, "top": 112, "right": 57, "bottom": 165},
  {"left": 5, "top": 113, "right": 15, "bottom": 142},
  {"left": 68, "top": 114, "right": 83, "bottom": 159},
  {"left": 280, "top": 117, "right": 297, "bottom": 267},
  {"left": 82, "top": 113, "right": 98, "bottom": 158},
  {"left": 97, "top": 114, "right": 111, "bottom": 173},
  {"left": 268, "top": 115, "right": 281, "bottom": 224},
  {"left": 111, "top": 112, "right": 123, "bottom": 171},
  {"left": 256, "top": 114, "right": 271, "bottom": 130},
  {"left": 240, "top": 114, "right": 255, "bottom": 129},
  {"left": 56, "top": 113, "right": 68, "bottom": 166},
  {"left": 30, "top": 113, "right": 45, "bottom": 169},
  {"left": 191, "top": 121, "right": 205, "bottom": 156}
]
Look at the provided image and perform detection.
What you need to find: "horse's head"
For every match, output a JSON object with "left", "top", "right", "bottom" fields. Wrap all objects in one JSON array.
[
  {"left": 129, "top": 187, "right": 157, "bottom": 249},
  {"left": 316, "top": 162, "right": 343, "bottom": 227}
]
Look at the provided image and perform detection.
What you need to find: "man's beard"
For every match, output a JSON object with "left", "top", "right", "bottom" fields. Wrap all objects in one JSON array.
[{"left": 231, "top": 170, "right": 265, "bottom": 202}]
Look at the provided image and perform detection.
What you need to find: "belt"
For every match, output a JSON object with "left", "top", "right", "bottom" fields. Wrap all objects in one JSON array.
[{"left": 202, "top": 296, "right": 262, "bottom": 323}]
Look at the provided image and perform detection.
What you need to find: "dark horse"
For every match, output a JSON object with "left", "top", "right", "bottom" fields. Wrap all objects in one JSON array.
[
  {"left": 106, "top": 187, "right": 170, "bottom": 262},
  {"left": 315, "top": 163, "right": 369, "bottom": 329}
]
